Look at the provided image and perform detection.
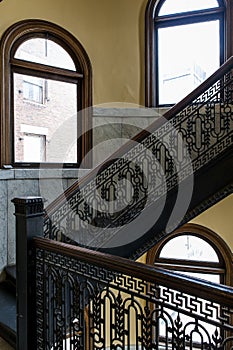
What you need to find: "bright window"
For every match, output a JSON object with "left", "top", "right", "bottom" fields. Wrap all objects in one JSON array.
[
  {"left": 146, "top": 223, "right": 233, "bottom": 347},
  {"left": 158, "top": 21, "right": 220, "bottom": 105},
  {"left": 14, "top": 38, "right": 76, "bottom": 70},
  {"left": 23, "top": 134, "right": 46, "bottom": 162},
  {"left": 158, "top": 0, "right": 219, "bottom": 15},
  {"left": 0, "top": 20, "right": 92, "bottom": 168},
  {"left": 159, "top": 235, "right": 219, "bottom": 262},
  {"left": 145, "top": 0, "right": 227, "bottom": 107},
  {"left": 146, "top": 223, "right": 233, "bottom": 285}
]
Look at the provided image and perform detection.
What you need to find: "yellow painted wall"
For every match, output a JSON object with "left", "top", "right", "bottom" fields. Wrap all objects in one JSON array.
[
  {"left": 191, "top": 194, "right": 233, "bottom": 251},
  {"left": 1, "top": 0, "right": 232, "bottom": 252},
  {"left": 0, "top": 0, "right": 147, "bottom": 105},
  {"left": 139, "top": 194, "right": 233, "bottom": 264}
]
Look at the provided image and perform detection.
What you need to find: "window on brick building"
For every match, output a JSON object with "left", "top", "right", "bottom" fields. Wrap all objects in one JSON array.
[
  {"left": 0, "top": 20, "right": 92, "bottom": 168},
  {"left": 23, "top": 79, "right": 44, "bottom": 104},
  {"left": 145, "top": 0, "right": 230, "bottom": 107},
  {"left": 23, "top": 134, "right": 46, "bottom": 162}
]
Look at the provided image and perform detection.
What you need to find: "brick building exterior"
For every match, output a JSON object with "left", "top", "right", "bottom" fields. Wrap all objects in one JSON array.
[{"left": 14, "top": 38, "right": 77, "bottom": 164}]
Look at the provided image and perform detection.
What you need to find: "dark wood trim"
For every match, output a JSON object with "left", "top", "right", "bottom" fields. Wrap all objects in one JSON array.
[
  {"left": 0, "top": 19, "right": 93, "bottom": 168},
  {"left": 33, "top": 236, "right": 233, "bottom": 307},
  {"left": 154, "top": 258, "right": 223, "bottom": 268},
  {"left": 145, "top": 0, "right": 159, "bottom": 107},
  {"left": 146, "top": 223, "right": 233, "bottom": 286},
  {"left": 11, "top": 58, "right": 84, "bottom": 82},
  {"left": 226, "top": 0, "right": 233, "bottom": 59},
  {"left": 145, "top": 0, "right": 230, "bottom": 107},
  {"left": 153, "top": 263, "right": 225, "bottom": 275},
  {"left": 154, "top": 7, "right": 225, "bottom": 25}
]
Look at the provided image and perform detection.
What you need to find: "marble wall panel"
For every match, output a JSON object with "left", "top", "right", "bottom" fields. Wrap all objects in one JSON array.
[
  {"left": 39, "top": 178, "right": 68, "bottom": 206},
  {"left": 0, "top": 168, "right": 90, "bottom": 271},
  {"left": 0, "top": 170, "right": 14, "bottom": 180},
  {"left": 121, "top": 117, "right": 157, "bottom": 140},
  {"left": 92, "top": 110, "right": 160, "bottom": 166},
  {"left": 91, "top": 107, "right": 183, "bottom": 169},
  {"left": 93, "top": 117, "right": 123, "bottom": 166},
  {"left": 67, "top": 169, "right": 90, "bottom": 188}
]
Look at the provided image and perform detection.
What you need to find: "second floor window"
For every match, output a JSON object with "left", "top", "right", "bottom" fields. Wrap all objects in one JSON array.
[{"left": 145, "top": 0, "right": 227, "bottom": 107}]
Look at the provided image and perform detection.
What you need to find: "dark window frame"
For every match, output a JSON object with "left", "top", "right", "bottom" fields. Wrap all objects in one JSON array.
[
  {"left": 145, "top": 0, "right": 231, "bottom": 107},
  {"left": 0, "top": 19, "right": 93, "bottom": 168},
  {"left": 146, "top": 223, "right": 233, "bottom": 286}
]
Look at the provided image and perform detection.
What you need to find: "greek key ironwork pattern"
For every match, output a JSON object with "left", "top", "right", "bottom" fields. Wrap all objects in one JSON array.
[
  {"left": 34, "top": 245, "right": 233, "bottom": 349},
  {"left": 44, "top": 63, "right": 233, "bottom": 256}
]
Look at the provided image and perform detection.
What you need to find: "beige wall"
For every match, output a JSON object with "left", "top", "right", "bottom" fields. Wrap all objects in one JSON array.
[
  {"left": 191, "top": 194, "right": 233, "bottom": 251},
  {"left": 0, "top": 0, "right": 232, "bottom": 253},
  {"left": 0, "top": 0, "right": 147, "bottom": 105},
  {"left": 138, "top": 194, "right": 233, "bottom": 264}
]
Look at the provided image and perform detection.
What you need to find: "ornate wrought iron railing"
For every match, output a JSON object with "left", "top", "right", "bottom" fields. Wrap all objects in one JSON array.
[
  {"left": 32, "top": 237, "right": 233, "bottom": 350},
  {"left": 43, "top": 57, "right": 233, "bottom": 259}
]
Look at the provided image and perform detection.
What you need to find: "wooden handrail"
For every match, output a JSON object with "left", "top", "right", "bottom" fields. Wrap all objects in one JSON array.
[
  {"left": 44, "top": 56, "right": 233, "bottom": 219},
  {"left": 34, "top": 237, "right": 233, "bottom": 307}
]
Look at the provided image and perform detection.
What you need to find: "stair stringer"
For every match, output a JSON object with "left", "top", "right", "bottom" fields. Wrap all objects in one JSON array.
[{"left": 43, "top": 57, "right": 233, "bottom": 260}]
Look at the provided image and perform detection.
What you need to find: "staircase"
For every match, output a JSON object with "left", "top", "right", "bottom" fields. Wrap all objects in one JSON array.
[
  {"left": 44, "top": 56, "right": 233, "bottom": 258},
  {"left": 0, "top": 57, "right": 232, "bottom": 348},
  {"left": 0, "top": 266, "right": 16, "bottom": 348}
]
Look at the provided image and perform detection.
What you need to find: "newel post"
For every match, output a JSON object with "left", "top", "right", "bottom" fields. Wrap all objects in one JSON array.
[{"left": 12, "top": 197, "right": 44, "bottom": 350}]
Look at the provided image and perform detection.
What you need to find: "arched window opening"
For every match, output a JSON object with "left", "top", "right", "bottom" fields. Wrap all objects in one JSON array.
[
  {"left": 0, "top": 20, "right": 92, "bottom": 168},
  {"left": 146, "top": 223, "right": 233, "bottom": 286},
  {"left": 158, "top": 0, "right": 219, "bottom": 16},
  {"left": 145, "top": 0, "right": 229, "bottom": 107}
]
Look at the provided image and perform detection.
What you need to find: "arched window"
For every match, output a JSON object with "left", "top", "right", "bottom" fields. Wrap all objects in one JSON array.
[
  {"left": 0, "top": 20, "right": 92, "bottom": 168},
  {"left": 145, "top": 0, "right": 230, "bottom": 107},
  {"left": 146, "top": 223, "right": 233, "bottom": 286}
]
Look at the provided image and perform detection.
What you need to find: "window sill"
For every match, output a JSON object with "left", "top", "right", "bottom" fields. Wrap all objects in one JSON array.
[{"left": 0, "top": 168, "right": 90, "bottom": 180}]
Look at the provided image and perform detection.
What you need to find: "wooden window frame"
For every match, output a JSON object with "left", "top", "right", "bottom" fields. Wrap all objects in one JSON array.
[
  {"left": 145, "top": 0, "right": 232, "bottom": 107},
  {"left": 146, "top": 223, "right": 233, "bottom": 286},
  {"left": 0, "top": 19, "right": 93, "bottom": 168}
]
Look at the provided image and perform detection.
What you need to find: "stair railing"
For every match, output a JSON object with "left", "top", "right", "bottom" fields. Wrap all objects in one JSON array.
[
  {"left": 43, "top": 56, "right": 233, "bottom": 259},
  {"left": 13, "top": 197, "right": 233, "bottom": 350}
]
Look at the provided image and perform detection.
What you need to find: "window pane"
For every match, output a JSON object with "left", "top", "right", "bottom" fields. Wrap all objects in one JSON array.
[
  {"left": 158, "top": 20, "right": 220, "bottom": 105},
  {"left": 178, "top": 271, "right": 220, "bottom": 283},
  {"left": 23, "top": 78, "right": 44, "bottom": 104},
  {"left": 24, "top": 134, "right": 46, "bottom": 162},
  {"left": 159, "top": 235, "right": 219, "bottom": 262},
  {"left": 14, "top": 38, "right": 76, "bottom": 71},
  {"left": 159, "top": 0, "right": 219, "bottom": 16},
  {"left": 14, "top": 73, "right": 77, "bottom": 163}
]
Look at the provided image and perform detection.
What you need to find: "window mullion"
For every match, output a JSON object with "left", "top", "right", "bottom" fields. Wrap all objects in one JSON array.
[
  {"left": 155, "top": 6, "right": 224, "bottom": 21},
  {"left": 153, "top": 262, "right": 225, "bottom": 275},
  {"left": 11, "top": 58, "right": 83, "bottom": 83},
  {"left": 155, "top": 8, "right": 224, "bottom": 27}
]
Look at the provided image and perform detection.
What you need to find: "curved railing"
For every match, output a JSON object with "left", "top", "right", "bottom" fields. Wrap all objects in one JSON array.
[{"left": 43, "top": 57, "right": 233, "bottom": 259}]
